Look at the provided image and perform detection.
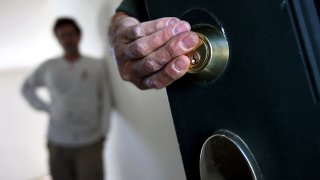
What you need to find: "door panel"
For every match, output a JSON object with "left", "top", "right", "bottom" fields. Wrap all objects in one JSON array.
[{"left": 145, "top": 0, "right": 320, "bottom": 179}]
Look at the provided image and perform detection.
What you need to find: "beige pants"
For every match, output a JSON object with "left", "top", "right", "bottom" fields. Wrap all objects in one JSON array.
[{"left": 47, "top": 138, "right": 105, "bottom": 180}]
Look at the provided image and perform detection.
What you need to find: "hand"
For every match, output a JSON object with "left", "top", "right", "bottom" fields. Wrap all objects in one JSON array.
[{"left": 108, "top": 13, "right": 199, "bottom": 89}]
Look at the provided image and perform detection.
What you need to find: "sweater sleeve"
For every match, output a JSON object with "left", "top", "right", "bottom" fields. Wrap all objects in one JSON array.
[
  {"left": 116, "top": 0, "right": 149, "bottom": 22},
  {"left": 21, "top": 62, "right": 50, "bottom": 112}
]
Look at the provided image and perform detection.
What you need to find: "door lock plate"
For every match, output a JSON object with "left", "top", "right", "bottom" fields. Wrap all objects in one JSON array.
[{"left": 187, "top": 24, "right": 229, "bottom": 82}]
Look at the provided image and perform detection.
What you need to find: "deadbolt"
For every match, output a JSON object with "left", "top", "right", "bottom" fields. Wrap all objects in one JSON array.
[{"left": 188, "top": 24, "right": 229, "bottom": 82}]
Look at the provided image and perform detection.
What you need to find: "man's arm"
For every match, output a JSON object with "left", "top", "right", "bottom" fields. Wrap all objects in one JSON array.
[
  {"left": 108, "top": 12, "right": 199, "bottom": 89},
  {"left": 21, "top": 64, "right": 50, "bottom": 112}
]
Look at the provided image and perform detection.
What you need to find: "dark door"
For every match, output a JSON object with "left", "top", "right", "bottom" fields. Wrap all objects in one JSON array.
[{"left": 146, "top": 0, "right": 320, "bottom": 179}]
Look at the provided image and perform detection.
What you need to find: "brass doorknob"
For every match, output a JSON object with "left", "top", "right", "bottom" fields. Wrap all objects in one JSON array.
[
  {"left": 199, "top": 130, "right": 262, "bottom": 180},
  {"left": 187, "top": 24, "right": 229, "bottom": 82}
]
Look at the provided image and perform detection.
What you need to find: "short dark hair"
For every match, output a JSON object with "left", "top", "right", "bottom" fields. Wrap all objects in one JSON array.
[{"left": 53, "top": 17, "right": 81, "bottom": 36}]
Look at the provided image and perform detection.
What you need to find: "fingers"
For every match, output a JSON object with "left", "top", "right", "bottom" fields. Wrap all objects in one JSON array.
[
  {"left": 108, "top": 13, "right": 140, "bottom": 45},
  {"left": 124, "top": 17, "right": 180, "bottom": 41},
  {"left": 110, "top": 15, "right": 200, "bottom": 90},
  {"left": 124, "top": 21, "right": 191, "bottom": 59},
  {"left": 128, "top": 31, "right": 199, "bottom": 77},
  {"left": 140, "top": 55, "right": 191, "bottom": 89}
]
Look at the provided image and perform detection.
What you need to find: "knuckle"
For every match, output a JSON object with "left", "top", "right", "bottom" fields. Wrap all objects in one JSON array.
[
  {"left": 131, "top": 24, "right": 144, "bottom": 38},
  {"left": 130, "top": 40, "right": 148, "bottom": 57},
  {"left": 167, "top": 41, "right": 181, "bottom": 58},
  {"left": 148, "top": 79, "right": 163, "bottom": 89},
  {"left": 163, "top": 67, "right": 176, "bottom": 81},
  {"left": 119, "top": 70, "right": 130, "bottom": 81},
  {"left": 153, "top": 83, "right": 164, "bottom": 89},
  {"left": 144, "top": 59, "right": 161, "bottom": 73},
  {"left": 153, "top": 20, "right": 164, "bottom": 30},
  {"left": 157, "top": 27, "right": 171, "bottom": 42},
  {"left": 137, "top": 82, "right": 149, "bottom": 90},
  {"left": 118, "top": 63, "right": 131, "bottom": 81},
  {"left": 164, "top": 26, "right": 174, "bottom": 38}
]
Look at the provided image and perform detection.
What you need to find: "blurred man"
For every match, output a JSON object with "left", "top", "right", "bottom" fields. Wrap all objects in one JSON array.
[{"left": 22, "top": 18, "right": 113, "bottom": 180}]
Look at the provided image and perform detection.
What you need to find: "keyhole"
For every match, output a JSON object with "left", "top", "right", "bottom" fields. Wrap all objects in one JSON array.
[{"left": 191, "top": 52, "right": 201, "bottom": 65}]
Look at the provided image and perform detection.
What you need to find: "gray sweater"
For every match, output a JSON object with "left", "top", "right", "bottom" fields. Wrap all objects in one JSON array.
[{"left": 22, "top": 56, "right": 113, "bottom": 147}]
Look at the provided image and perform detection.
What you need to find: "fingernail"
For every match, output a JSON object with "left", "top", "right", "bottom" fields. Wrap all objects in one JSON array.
[
  {"left": 174, "top": 22, "right": 190, "bottom": 35},
  {"left": 180, "top": 33, "right": 198, "bottom": 49},
  {"left": 174, "top": 58, "right": 189, "bottom": 72},
  {"left": 168, "top": 18, "right": 179, "bottom": 25}
]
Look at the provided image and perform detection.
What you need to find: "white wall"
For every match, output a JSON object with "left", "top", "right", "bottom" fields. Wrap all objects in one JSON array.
[
  {"left": 106, "top": 60, "right": 186, "bottom": 180},
  {"left": 0, "top": 0, "right": 58, "bottom": 71},
  {"left": 0, "top": 0, "right": 187, "bottom": 180},
  {"left": 0, "top": 1, "right": 56, "bottom": 179},
  {"left": 0, "top": 69, "right": 49, "bottom": 180}
]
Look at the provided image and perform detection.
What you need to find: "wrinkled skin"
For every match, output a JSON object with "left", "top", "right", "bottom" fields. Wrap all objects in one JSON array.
[{"left": 108, "top": 12, "right": 199, "bottom": 89}]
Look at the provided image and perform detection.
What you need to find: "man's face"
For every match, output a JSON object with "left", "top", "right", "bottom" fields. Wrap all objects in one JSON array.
[{"left": 55, "top": 24, "right": 80, "bottom": 53}]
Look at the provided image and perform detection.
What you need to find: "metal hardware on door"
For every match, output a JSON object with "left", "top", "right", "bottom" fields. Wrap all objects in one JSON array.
[
  {"left": 199, "top": 130, "right": 262, "bottom": 180},
  {"left": 187, "top": 24, "right": 229, "bottom": 82}
]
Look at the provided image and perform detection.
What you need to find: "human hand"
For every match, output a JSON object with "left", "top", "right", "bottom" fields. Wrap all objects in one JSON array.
[{"left": 108, "top": 13, "right": 199, "bottom": 89}]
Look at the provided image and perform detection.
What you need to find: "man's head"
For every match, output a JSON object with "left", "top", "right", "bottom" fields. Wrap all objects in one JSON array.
[{"left": 53, "top": 18, "right": 81, "bottom": 55}]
